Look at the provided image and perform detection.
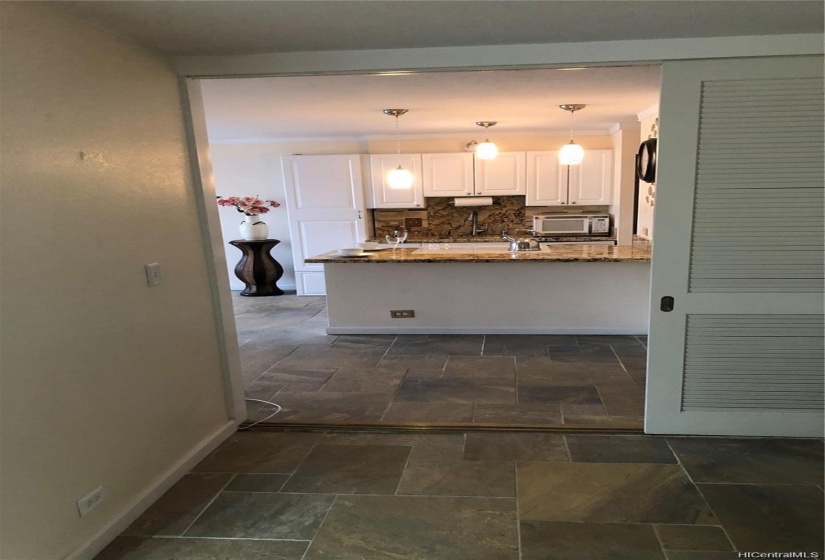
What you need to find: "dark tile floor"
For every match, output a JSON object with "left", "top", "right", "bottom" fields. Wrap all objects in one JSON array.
[
  {"left": 96, "top": 431, "right": 824, "bottom": 560},
  {"left": 234, "top": 294, "right": 647, "bottom": 429}
]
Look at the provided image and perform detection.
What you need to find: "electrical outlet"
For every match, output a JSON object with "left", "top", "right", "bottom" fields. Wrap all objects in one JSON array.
[
  {"left": 390, "top": 310, "right": 415, "bottom": 318},
  {"left": 144, "top": 263, "right": 161, "bottom": 287},
  {"left": 404, "top": 217, "right": 422, "bottom": 228},
  {"left": 76, "top": 485, "right": 105, "bottom": 517}
]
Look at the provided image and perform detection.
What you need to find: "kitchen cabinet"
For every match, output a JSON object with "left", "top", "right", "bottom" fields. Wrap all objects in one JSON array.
[
  {"left": 526, "top": 149, "right": 613, "bottom": 206},
  {"left": 367, "top": 154, "right": 425, "bottom": 208},
  {"left": 422, "top": 152, "right": 526, "bottom": 197},
  {"left": 281, "top": 154, "right": 369, "bottom": 296}
]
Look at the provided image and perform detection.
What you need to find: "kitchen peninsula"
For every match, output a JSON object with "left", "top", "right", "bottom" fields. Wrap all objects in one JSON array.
[{"left": 305, "top": 243, "right": 652, "bottom": 335}]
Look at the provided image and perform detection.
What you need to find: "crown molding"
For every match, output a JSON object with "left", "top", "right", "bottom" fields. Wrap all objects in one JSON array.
[{"left": 637, "top": 104, "right": 660, "bottom": 121}]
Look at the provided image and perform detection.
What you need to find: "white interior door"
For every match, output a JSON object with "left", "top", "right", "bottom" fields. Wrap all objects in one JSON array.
[
  {"left": 645, "top": 56, "right": 824, "bottom": 437},
  {"left": 282, "top": 154, "right": 368, "bottom": 295}
]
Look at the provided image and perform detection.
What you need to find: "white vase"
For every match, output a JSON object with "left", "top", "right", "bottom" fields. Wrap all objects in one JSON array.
[{"left": 239, "top": 215, "right": 269, "bottom": 240}]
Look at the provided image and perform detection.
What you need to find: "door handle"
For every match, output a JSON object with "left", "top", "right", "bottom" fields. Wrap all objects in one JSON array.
[{"left": 660, "top": 296, "right": 674, "bottom": 312}]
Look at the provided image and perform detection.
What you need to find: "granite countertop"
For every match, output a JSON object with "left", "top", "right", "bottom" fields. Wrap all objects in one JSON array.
[
  {"left": 305, "top": 243, "right": 651, "bottom": 264},
  {"left": 368, "top": 235, "right": 617, "bottom": 244}
]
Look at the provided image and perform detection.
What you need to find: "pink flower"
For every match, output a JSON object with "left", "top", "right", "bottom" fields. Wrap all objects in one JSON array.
[{"left": 216, "top": 196, "right": 282, "bottom": 216}]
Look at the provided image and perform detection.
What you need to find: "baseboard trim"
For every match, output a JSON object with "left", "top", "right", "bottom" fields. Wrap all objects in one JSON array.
[
  {"left": 325, "top": 326, "right": 649, "bottom": 335},
  {"left": 66, "top": 419, "right": 239, "bottom": 560}
]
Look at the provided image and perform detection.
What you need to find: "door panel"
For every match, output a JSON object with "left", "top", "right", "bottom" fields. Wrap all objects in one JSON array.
[
  {"left": 525, "top": 151, "right": 566, "bottom": 206},
  {"left": 422, "top": 153, "right": 474, "bottom": 197},
  {"left": 282, "top": 155, "right": 367, "bottom": 295},
  {"left": 645, "top": 56, "right": 824, "bottom": 437},
  {"left": 568, "top": 149, "right": 613, "bottom": 205},
  {"left": 476, "top": 152, "right": 526, "bottom": 196}
]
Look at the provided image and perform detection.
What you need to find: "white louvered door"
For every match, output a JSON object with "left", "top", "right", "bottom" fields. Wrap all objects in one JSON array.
[{"left": 645, "top": 56, "right": 824, "bottom": 437}]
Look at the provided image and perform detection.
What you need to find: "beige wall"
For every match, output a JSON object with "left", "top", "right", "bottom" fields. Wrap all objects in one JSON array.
[
  {"left": 0, "top": 4, "right": 231, "bottom": 559},
  {"left": 208, "top": 134, "right": 613, "bottom": 286}
]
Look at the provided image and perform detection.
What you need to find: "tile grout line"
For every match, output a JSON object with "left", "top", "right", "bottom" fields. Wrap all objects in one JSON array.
[
  {"left": 514, "top": 461, "right": 523, "bottom": 560},
  {"left": 178, "top": 474, "right": 238, "bottom": 537},
  {"left": 300, "top": 493, "right": 339, "bottom": 560},
  {"left": 393, "top": 445, "right": 416, "bottom": 496},
  {"left": 663, "top": 438, "right": 739, "bottom": 553}
]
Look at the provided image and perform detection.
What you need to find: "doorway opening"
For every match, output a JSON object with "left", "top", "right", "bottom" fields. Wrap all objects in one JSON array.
[{"left": 194, "top": 65, "right": 661, "bottom": 431}]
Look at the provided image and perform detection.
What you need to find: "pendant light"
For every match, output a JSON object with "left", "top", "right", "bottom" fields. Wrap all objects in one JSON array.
[
  {"left": 473, "top": 121, "right": 498, "bottom": 160},
  {"left": 383, "top": 109, "right": 414, "bottom": 190},
  {"left": 559, "top": 104, "right": 586, "bottom": 165}
]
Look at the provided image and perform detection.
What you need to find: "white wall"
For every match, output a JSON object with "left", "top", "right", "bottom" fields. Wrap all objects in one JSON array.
[{"left": 0, "top": 4, "right": 232, "bottom": 559}]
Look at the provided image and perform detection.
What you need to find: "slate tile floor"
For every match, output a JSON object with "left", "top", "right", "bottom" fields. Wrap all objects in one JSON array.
[
  {"left": 233, "top": 293, "right": 647, "bottom": 429},
  {"left": 96, "top": 431, "right": 824, "bottom": 560}
]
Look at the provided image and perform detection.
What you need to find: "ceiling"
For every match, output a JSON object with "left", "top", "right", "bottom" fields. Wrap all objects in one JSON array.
[
  {"left": 56, "top": 1, "right": 823, "bottom": 57},
  {"left": 200, "top": 66, "right": 662, "bottom": 140},
  {"left": 53, "top": 0, "right": 818, "bottom": 141}
]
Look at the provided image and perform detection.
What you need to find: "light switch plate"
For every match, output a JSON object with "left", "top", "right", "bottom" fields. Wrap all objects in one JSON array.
[{"left": 144, "top": 263, "right": 161, "bottom": 287}]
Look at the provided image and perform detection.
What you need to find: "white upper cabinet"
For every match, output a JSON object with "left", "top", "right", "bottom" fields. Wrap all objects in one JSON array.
[
  {"left": 475, "top": 152, "right": 526, "bottom": 196},
  {"left": 526, "top": 149, "right": 613, "bottom": 206},
  {"left": 367, "top": 154, "right": 425, "bottom": 208},
  {"left": 421, "top": 153, "right": 475, "bottom": 197},
  {"left": 525, "top": 151, "right": 567, "bottom": 206},
  {"left": 568, "top": 149, "right": 613, "bottom": 205},
  {"left": 422, "top": 152, "right": 526, "bottom": 197}
]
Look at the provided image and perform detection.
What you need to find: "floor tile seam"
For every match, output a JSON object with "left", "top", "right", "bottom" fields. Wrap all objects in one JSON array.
[
  {"left": 560, "top": 434, "right": 573, "bottom": 462},
  {"left": 663, "top": 438, "right": 740, "bottom": 553},
  {"left": 143, "top": 535, "right": 312, "bottom": 542},
  {"left": 693, "top": 481, "right": 825, "bottom": 487},
  {"left": 516, "top": 519, "right": 726, "bottom": 528},
  {"left": 393, "top": 444, "right": 416, "bottom": 496},
  {"left": 300, "top": 494, "right": 339, "bottom": 560},
  {"left": 514, "top": 461, "right": 523, "bottom": 560},
  {"left": 178, "top": 473, "right": 239, "bottom": 537},
  {"left": 333, "top": 492, "right": 518, "bottom": 500},
  {"left": 651, "top": 521, "right": 670, "bottom": 559}
]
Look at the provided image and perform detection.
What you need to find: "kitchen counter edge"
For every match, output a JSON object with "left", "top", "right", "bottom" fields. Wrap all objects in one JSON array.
[{"left": 306, "top": 244, "right": 651, "bottom": 264}]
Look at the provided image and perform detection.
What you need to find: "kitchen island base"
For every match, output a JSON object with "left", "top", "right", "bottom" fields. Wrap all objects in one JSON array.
[{"left": 323, "top": 261, "right": 650, "bottom": 335}]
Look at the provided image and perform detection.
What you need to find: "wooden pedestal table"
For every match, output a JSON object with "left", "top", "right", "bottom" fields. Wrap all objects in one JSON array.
[{"left": 228, "top": 239, "right": 285, "bottom": 297}]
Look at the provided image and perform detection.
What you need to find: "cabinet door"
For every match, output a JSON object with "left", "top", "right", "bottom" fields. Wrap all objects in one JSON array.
[
  {"left": 525, "top": 151, "right": 567, "bottom": 206},
  {"left": 568, "top": 149, "right": 613, "bottom": 205},
  {"left": 475, "top": 152, "right": 526, "bottom": 196},
  {"left": 282, "top": 154, "right": 368, "bottom": 295},
  {"left": 367, "top": 154, "right": 425, "bottom": 208},
  {"left": 422, "top": 153, "right": 474, "bottom": 197}
]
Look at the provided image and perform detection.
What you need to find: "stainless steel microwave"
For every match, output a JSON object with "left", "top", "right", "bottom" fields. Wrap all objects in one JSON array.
[{"left": 532, "top": 214, "right": 611, "bottom": 236}]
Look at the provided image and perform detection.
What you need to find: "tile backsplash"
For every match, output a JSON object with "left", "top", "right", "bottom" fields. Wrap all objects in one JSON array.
[{"left": 372, "top": 197, "right": 609, "bottom": 239}]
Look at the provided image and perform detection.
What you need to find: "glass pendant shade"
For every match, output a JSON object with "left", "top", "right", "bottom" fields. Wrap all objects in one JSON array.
[
  {"left": 559, "top": 141, "right": 585, "bottom": 165},
  {"left": 383, "top": 108, "right": 414, "bottom": 189},
  {"left": 387, "top": 165, "right": 414, "bottom": 189},
  {"left": 476, "top": 140, "right": 498, "bottom": 160}
]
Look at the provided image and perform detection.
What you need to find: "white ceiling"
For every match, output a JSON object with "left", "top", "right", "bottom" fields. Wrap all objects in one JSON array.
[
  {"left": 56, "top": 1, "right": 823, "bottom": 56},
  {"left": 201, "top": 66, "right": 662, "bottom": 140}
]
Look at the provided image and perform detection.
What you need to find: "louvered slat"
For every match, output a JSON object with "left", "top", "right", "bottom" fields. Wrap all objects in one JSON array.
[
  {"left": 688, "top": 78, "right": 824, "bottom": 293},
  {"left": 682, "top": 315, "right": 825, "bottom": 411}
]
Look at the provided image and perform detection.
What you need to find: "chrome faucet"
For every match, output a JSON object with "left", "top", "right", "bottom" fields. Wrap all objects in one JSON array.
[{"left": 468, "top": 210, "right": 489, "bottom": 237}]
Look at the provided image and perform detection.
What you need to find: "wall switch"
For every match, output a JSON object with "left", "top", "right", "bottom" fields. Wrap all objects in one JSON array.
[
  {"left": 76, "top": 485, "right": 105, "bottom": 517},
  {"left": 390, "top": 310, "right": 415, "bottom": 318},
  {"left": 144, "top": 263, "right": 161, "bottom": 287}
]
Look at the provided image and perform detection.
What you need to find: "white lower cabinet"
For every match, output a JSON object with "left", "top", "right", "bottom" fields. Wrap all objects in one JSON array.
[
  {"left": 526, "top": 149, "right": 613, "bottom": 206},
  {"left": 281, "top": 154, "right": 369, "bottom": 296},
  {"left": 367, "top": 154, "right": 425, "bottom": 208}
]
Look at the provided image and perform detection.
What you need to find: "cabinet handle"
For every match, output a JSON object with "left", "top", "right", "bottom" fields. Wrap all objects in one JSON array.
[
  {"left": 561, "top": 202, "right": 566, "bottom": 205},
  {"left": 571, "top": 202, "right": 576, "bottom": 205},
  {"left": 467, "top": 192, "right": 472, "bottom": 195},
  {"left": 357, "top": 211, "right": 362, "bottom": 219}
]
